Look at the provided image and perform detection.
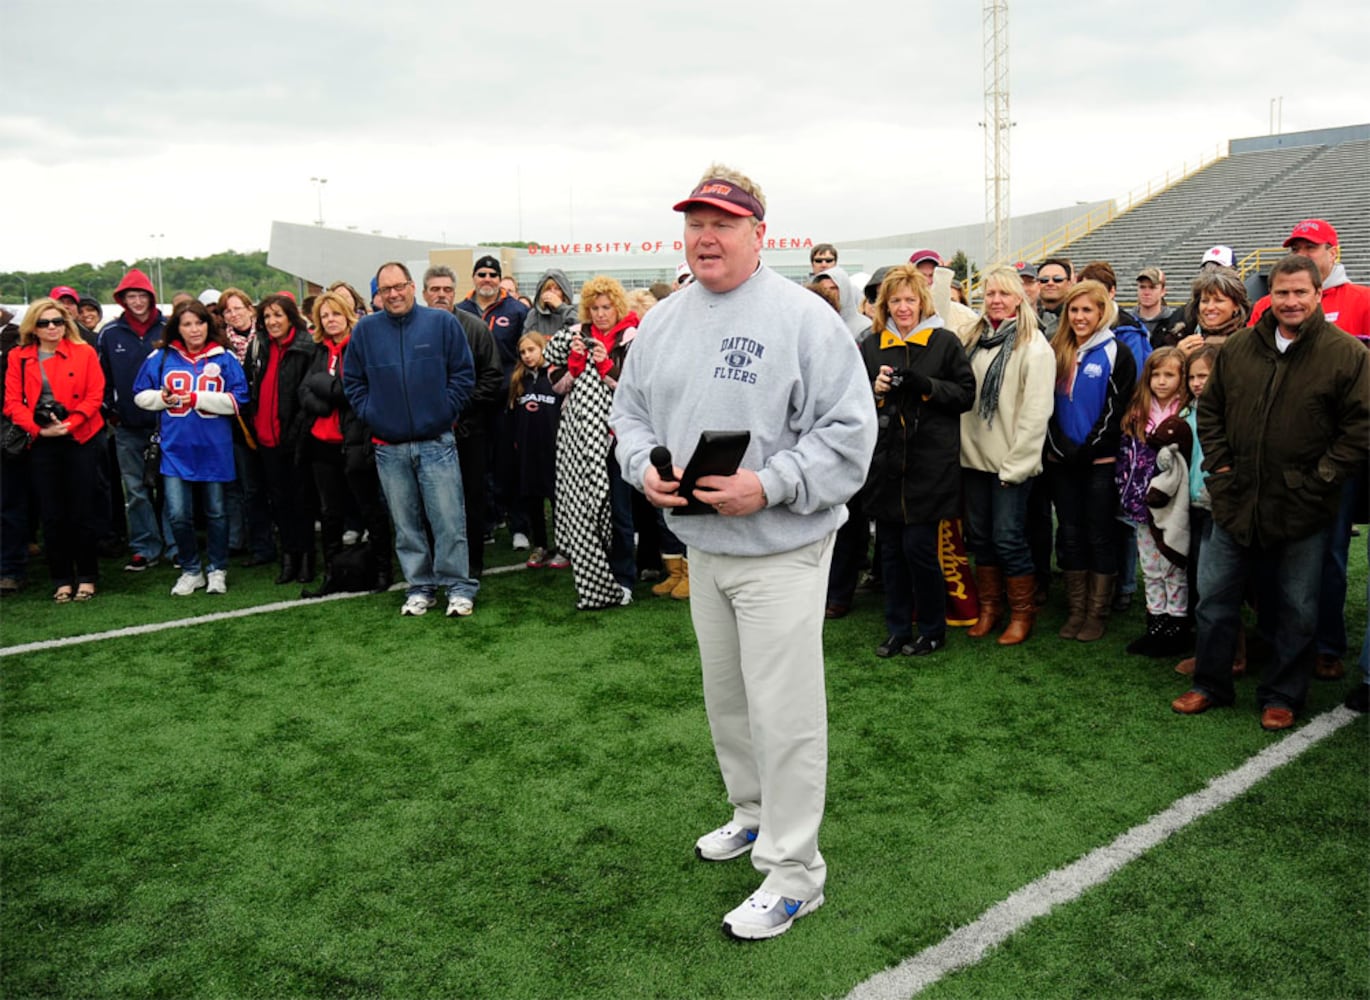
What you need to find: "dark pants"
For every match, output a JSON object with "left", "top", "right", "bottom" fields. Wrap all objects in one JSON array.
[
  {"left": 1048, "top": 462, "right": 1118, "bottom": 574},
  {"left": 827, "top": 493, "right": 870, "bottom": 607},
  {"left": 963, "top": 470, "right": 1035, "bottom": 577},
  {"left": 228, "top": 438, "right": 275, "bottom": 560},
  {"left": 259, "top": 444, "right": 315, "bottom": 557},
  {"left": 31, "top": 435, "right": 102, "bottom": 587},
  {"left": 1193, "top": 523, "right": 1325, "bottom": 713},
  {"left": 458, "top": 430, "right": 487, "bottom": 576},
  {"left": 0, "top": 452, "right": 31, "bottom": 580},
  {"left": 607, "top": 448, "right": 636, "bottom": 588},
  {"left": 1026, "top": 473, "right": 1055, "bottom": 583},
  {"left": 308, "top": 437, "right": 391, "bottom": 565},
  {"left": 521, "top": 496, "right": 550, "bottom": 549},
  {"left": 879, "top": 518, "right": 944, "bottom": 641}
]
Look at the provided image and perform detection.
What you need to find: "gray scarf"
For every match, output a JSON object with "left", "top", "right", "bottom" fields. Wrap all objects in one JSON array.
[{"left": 970, "top": 318, "right": 1018, "bottom": 428}]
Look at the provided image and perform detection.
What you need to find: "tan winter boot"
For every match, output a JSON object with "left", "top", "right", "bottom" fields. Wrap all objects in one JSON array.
[
  {"left": 998, "top": 574, "right": 1038, "bottom": 646},
  {"left": 652, "top": 555, "right": 684, "bottom": 597},
  {"left": 1058, "top": 570, "right": 1089, "bottom": 639},
  {"left": 1076, "top": 572, "right": 1117, "bottom": 642},
  {"left": 671, "top": 557, "right": 690, "bottom": 600},
  {"left": 966, "top": 565, "right": 1005, "bottom": 638}
]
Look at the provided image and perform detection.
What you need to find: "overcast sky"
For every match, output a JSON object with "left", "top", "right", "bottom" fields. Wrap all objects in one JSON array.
[{"left": 6, "top": 0, "right": 1368, "bottom": 277}]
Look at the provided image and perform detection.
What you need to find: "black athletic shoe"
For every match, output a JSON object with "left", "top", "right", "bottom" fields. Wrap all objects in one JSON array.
[{"left": 904, "top": 634, "right": 945, "bottom": 657}]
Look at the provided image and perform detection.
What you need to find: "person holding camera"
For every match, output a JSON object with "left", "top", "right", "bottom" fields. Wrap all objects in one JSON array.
[
  {"left": 3, "top": 298, "right": 107, "bottom": 602},
  {"left": 860, "top": 265, "right": 975, "bottom": 657}
]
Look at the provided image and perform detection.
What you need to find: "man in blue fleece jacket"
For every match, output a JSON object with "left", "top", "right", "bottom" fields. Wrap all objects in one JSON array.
[
  {"left": 612, "top": 165, "right": 876, "bottom": 941},
  {"left": 344, "top": 261, "right": 478, "bottom": 619}
]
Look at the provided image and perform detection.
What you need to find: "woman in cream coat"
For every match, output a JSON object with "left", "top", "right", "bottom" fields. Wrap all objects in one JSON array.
[{"left": 959, "top": 266, "right": 1056, "bottom": 644}]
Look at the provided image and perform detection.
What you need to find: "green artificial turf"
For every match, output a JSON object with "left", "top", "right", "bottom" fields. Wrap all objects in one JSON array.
[{"left": 2, "top": 541, "right": 1366, "bottom": 999}]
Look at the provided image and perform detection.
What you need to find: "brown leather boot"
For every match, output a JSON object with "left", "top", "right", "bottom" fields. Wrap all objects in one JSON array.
[
  {"left": 671, "top": 557, "right": 690, "bottom": 600},
  {"left": 652, "top": 555, "right": 684, "bottom": 597},
  {"left": 1076, "top": 572, "right": 1117, "bottom": 642},
  {"left": 967, "top": 564, "right": 1005, "bottom": 638},
  {"left": 998, "top": 574, "right": 1037, "bottom": 645},
  {"left": 1058, "top": 570, "right": 1089, "bottom": 639}
]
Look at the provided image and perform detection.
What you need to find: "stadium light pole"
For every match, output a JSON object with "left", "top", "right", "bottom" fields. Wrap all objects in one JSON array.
[
  {"left": 311, "top": 177, "right": 328, "bottom": 227},
  {"left": 148, "top": 233, "right": 165, "bottom": 303},
  {"left": 982, "top": 0, "right": 1011, "bottom": 269}
]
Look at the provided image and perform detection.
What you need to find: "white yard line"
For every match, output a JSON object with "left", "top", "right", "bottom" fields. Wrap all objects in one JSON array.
[
  {"left": 846, "top": 706, "right": 1360, "bottom": 1000},
  {"left": 0, "top": 562, "right": 525, "bottom": 658}
]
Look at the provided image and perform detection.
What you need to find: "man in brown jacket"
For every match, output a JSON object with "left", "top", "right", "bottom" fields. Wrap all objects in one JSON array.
[{"left": 1172, "top": 255, "right": 1369, "bottom": 730}]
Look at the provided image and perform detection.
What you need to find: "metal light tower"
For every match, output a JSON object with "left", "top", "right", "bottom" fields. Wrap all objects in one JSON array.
[
  {"left": 983, "top": 0, "right": 1011, "bottom": 268},
  {"left": 311, "top": 176, "right": 328, "bottom": 226}
]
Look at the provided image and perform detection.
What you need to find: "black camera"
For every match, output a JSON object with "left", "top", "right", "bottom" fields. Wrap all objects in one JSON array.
[
  {"left": 886, "top": 368, "right": 914, "bottom": 390},
  {"left": 33, "top": 401, "right": 69, "bottom": 426}
]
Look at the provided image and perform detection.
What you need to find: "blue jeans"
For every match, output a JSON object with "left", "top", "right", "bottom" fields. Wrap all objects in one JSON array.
[
  {"left": 962, "top": 470, "right": 1035, "bottom": 577},
  {"left": 1315, "top": 474, "right": 1359, "bottom": 657},
  {"left": 164, "top": 477, "right": 228, "bottom": 575},
  {"left": 879, "top": 519, "right": 945, "bottom": 641},
  {"left": 114, "top": 425, "right": 174, "bottom": 560},
  {"left": 374, "top": 433, "right": 478, "bottom": 600},
  {"left": 1192, "top": 522, "right": 1326, "bottom": 713}
]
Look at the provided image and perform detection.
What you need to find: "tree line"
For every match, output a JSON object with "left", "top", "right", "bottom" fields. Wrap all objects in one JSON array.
[{"left": 1, "top": 251, "right": 298, "bottom": 304}]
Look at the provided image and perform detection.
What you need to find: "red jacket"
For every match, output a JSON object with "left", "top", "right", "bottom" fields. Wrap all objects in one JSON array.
[
  {"left": 3, "top": 339, "right": 106, "bottom": 445},
  {"left": 1250, "top": 275, "right": 1370, "bottom": 340}
]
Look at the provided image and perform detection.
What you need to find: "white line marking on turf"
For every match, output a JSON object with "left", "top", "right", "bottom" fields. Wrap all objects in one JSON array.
[
  {"left": 0, "top": 563, "right": 526, "bottom": 658},
  {"left": 846, "top": 706, "right": 1361, "bottom": 1000}
]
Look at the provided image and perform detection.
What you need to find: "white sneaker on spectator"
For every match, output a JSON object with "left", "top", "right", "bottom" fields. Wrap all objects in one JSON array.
[
  {"left": 446, "top": 595, "right": 474, "bottom": 617},
  {"left": 171, "top": 572, "right": 206, "bottom": 596},
  {"left": 206, "top": 570, "right": 228, "bottom": 594},
  {"left": 511, "top": 532, "right": 530, "bottom": 551},
  {"left": 401, "top": 593, "right": 437, "bottom": 616},
  {"left": 342, "top": 529, "right": 360, "bottom": 546}
]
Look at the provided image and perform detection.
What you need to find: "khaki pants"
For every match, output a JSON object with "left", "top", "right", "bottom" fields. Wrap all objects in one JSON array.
[{"left": 689, "top": 533, "right": 834, "bottom": 899}]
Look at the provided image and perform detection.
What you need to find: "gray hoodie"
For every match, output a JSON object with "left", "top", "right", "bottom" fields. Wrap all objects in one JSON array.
[
  {"left": 815, "top": 265, "right": 872, "bottom": 342},
  {"left": 611, "top": 265, "right": 877, "bottom": 557},
  {"left": 524, "top": 269, "right": 577, "bottom": 336}
]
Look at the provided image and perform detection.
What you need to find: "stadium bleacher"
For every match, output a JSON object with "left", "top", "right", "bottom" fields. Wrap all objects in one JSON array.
[{"left": 1051, "top": 127, "right": 1369, "bottom": 299}]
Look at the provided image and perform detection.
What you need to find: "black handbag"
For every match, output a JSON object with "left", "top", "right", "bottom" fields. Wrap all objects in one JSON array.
[
  {"left": 2, "top": 357, "right": 31, "bottom": 459},
  {"left": 1, "top": 418, "right": 29, "bottom": 458}
]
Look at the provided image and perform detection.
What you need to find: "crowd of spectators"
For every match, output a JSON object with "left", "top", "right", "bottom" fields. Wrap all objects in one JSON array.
[{"left": 2, "top": 218, "right": 1367, "bottom": 726}]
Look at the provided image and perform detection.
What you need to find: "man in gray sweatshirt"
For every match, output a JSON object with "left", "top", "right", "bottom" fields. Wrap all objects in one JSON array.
[{"left": 611, "top": 164, "right": 877, "bottom": 941}]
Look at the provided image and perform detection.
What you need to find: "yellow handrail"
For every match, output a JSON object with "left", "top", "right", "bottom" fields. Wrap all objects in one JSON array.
[
  {"left": 1237, "top": 246, "right": 1286, "bottom": 280},
  {"left": 998, "top": 143, "right": 1228, "bottom": 269}
]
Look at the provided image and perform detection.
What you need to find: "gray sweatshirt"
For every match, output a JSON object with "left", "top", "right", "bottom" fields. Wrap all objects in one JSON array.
[{"left": 611, "top": 265, "right": 877, "bottom": 557}]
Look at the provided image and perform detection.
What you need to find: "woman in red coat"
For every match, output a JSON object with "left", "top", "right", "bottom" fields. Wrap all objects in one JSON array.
[{"left": 2, "top": 298, "right": 106, "bottom": 601}]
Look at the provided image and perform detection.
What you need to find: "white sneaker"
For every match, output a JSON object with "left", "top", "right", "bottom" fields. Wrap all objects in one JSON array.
[
  {"left": 342, "top": 529, "right": 360, "bottom": 546},
  {"left": 511, "top": 532, "right": 530, "bottom": 551},
  {"left": 695, "top": 822, "right": 758, "bottom": 861},
  {"left": 722, "top": 888, "right": 824, "bottom": 940},
  {"left": 170, "top": 571, "right": 206, "bottom": 596},
  {"left": 206, "top": 570, "right": 228, "bottom": 594},
  {"left": 446, "top": 595, "right": 474, "bottom": 618},
  {"left": 620, "top": 584, "right": 634, "bottom": 606},
  {"left": 401, "top": 593, "right": 437, "bottom": 616}
]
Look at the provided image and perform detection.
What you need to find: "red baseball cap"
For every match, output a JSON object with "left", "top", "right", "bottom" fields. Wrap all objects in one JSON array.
[
  {"left": 50, "top": 285, "right": 79, "bottom": 302},
  {"left": 673, "top": 178, "right": 765, "bottom": 221},
  {"left": 908, "top": 249, "right": 943, "bottom": 266},
  {"left": 1284, "top": 218, "right": 1338, "bottom": 247}
]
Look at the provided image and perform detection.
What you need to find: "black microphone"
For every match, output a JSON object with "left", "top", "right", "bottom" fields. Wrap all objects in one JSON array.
[{"left": 650, "top": 446, "right": 677, "bottom": 483}]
